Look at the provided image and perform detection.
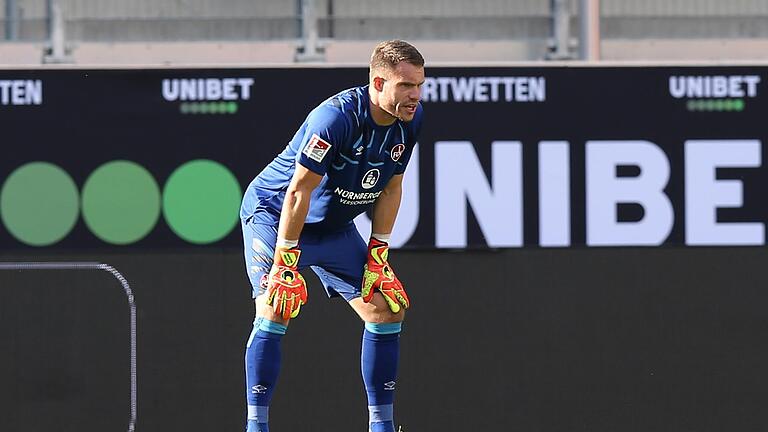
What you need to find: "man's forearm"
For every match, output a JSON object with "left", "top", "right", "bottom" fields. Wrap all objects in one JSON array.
[
  {"left": 277, "top": 187, "right": 311, "bottom": 243},
  {"left": 371, "top": 183, "right": 402, "bottom": 236}
]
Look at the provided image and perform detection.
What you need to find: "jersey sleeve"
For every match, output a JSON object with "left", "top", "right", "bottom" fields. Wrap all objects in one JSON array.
[
  {"left": 296, "top": 105, "right": 350, "bottom": 176},
  {"left": 393, "top": 103, "right": 423, "bottom": 175}
]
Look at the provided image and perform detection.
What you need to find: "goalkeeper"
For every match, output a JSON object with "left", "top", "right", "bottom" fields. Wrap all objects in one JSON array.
[{"left": 239, "top": 40, "right": 424, "bottom": 432}]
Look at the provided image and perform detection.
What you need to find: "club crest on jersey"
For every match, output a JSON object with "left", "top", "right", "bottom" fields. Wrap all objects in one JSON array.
[
  {"left": 361, "top": 168, "right": 380, "bottom": 190},
  {"left": 303, "top": 134, "right": 332, "bottom": 163},
  {"left": 391, "top": 143, "right": 406, "bottom": 162}
]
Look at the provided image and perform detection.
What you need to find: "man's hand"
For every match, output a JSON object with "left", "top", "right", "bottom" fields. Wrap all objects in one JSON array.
[
  {"left": 362, "top": 238, "right": 410, "bottom": 313},
  {"left": 266, "top": 248, "right": 308, "bottom": 320}
]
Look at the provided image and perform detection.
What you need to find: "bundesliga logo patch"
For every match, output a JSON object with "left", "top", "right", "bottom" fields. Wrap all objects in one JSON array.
[
  {"left": 303, "top": 134, "right": 332, "bottom": 163},
  {"left": 391, "top": 143, "right": 405, "bottom": 162}
]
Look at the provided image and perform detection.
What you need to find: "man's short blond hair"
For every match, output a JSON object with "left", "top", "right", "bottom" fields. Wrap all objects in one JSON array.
[{"left": 369, "top": 40, "right": 424, "bottom": 77}]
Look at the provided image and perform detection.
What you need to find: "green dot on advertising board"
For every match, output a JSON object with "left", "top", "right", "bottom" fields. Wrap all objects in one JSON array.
[
  {"left": 82, "top": 160, "right": 161, "bottom": 245},
  {"left": 715, "top": 99, "right": 726, "bottom": 111},
  {"left": 693, "top": 100, "right": 703, "bottom": 111},
  {"left": 163, "top": 160, "right": 242, "bottom": 244},
  {"left": 227, "top": 102, "right": 238, "bottom": 114},
  {"left": 0, "top": 162, "right": 79, "bottom": 246},
  {"left": 733, "top": 99, "right": 745, "bottom": 111}
]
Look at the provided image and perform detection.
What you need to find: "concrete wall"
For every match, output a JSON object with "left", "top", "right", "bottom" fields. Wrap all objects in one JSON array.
[{"left": 3, "top": 39, "right": 768, "bottom": 66}]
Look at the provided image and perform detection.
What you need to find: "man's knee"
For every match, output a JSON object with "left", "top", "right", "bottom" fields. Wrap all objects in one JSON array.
[
  {"left": 254, "top": 295, "right": 290, "bottom": 325},
  {"left": 351, "top": 293, "right": 405, "bottom": 324}
]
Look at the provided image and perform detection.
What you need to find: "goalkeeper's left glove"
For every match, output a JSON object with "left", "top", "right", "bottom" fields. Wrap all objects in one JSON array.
[{"left": 361, "top": 238, "right": 410, "bottom": 313}]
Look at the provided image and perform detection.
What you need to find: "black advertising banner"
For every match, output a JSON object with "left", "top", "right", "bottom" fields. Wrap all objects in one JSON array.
[{"left": 1, "top": 66, "right": 766, "bottom": 249}]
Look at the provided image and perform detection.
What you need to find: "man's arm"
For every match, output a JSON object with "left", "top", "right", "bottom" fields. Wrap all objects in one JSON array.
[
  {"left": 277, "top": 163, "right": 323, "bottom": 243},
  {"left": 371, "top": 173, "right": 404, "bottom": 236},
  {"left": 266, "top": 163, "right": 322, "bottom": 320},
  {"left": 363, "top": 173, "right": 409, "bottom": 312}
]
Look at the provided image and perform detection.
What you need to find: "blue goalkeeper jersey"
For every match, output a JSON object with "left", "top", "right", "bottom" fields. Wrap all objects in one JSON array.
[{"left": 241, "top": 85, "right": 423, "bottom": 232}]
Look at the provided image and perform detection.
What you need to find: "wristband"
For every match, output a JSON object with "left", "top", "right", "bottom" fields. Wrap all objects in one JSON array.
[
  {"left": 371, "top": 233, "right": 391, "bottom": 244},
  {"left": 276, "top": 237, "right": 299, "bottom": 249}
]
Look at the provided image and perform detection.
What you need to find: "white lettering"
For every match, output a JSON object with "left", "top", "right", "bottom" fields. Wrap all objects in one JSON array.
[
  {"left": 238, "top": 78, "right": 254, "bottom": 100},
  {"left": 669, "top": 75, "right": 761, "bottom": 98},
  {"left": 180, "top": 79, "right": 197, "bottom": 100},
  {"left": 421, "top": 78, "right": 438, "bottom": 102},
  {"left": 528, "top": 77, "right": 546, "bottom": 102},
  {"left": 669, "top": 76, "right": 686, "bottom": 98},
  {"left": 713, "top": 76, "right": 728, "bottom": 97},
  {"left": 539, "top": 141, "right": 571, "bottom": 247},
  {"left": 162, "top": 79, "right": 179, "bottom": 101},
  {"left": 422, "top": 76, "right": 546, "bottom": 102},
  {"left": 161, "top": 78, "right": 255, "bottom": 101},
  {"left": 473, "top": 77, "right": 489, "bottom": 102},
  {"left": 586, "top": 141, "right": 674, "bottom": 246},
  {"left": 222, "top": 78, "right": 237, "bottom": 100},
  {"left": 743, "top": 75, "right": 760, "bottom": 96},
  {"left": 687, "top": 76, "right": 704, "bottom": 98},
  {"left": 0, "top": 80, "right": 43, "bottom": 105},
  {"left": 436, "top": 77, "right": 452, "bottom": 102},
  {"left": 435, "top": 141, "right": 523, "bottom": 248},
  {"left": 502, "top": 77, "right": 516, "bottom": 101},
  {"left": 451, "top": 77, "right": 474, "bottom": 102},
  {"left": 24, "top": 80, "right": 42, "bottom": 105},
  {"left": 515, "top": 78, "right": 528, "bottom": 101},
  {"left": 0, "top": 80, "right": 10, "bottom": 104},
  {"left": 487, "top": 77, "right": 502, "bottom": 101},
  {"left": 205, "top": 78, "right": 222, "bottom": 100},
  {"left": 685, "top": 140, "right": 764, "bottom": 245}
]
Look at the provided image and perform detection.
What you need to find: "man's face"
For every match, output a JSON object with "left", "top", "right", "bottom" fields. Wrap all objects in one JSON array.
[{"left": 379, "top": 62, "right": 425, "bottom": 122}]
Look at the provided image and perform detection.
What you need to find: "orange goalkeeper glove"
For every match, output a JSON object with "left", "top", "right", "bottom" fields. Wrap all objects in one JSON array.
[
  {"left": 266, "top": 247, "right": 308, "bottom": 320},
  {"left": 361, "top": 238, "right": 410, "bottom": 313}
]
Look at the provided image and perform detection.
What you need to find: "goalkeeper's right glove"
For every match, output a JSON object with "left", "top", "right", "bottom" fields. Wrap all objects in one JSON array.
[{"left": 265, "top": 247, "right": 308, "bottom": 320}]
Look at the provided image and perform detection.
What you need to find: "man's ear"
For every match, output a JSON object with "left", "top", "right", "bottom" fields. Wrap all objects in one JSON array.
[{"left": 372, "top": 76, "right": 385, "bottom": 92}]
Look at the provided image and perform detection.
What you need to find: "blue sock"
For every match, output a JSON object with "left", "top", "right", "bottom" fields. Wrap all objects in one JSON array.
[
  {"left": 362, "top": 322, "right": 402, "bottom": 432},
  {"left": 245, "top": 318, "right": 287, "bottom": 432}
]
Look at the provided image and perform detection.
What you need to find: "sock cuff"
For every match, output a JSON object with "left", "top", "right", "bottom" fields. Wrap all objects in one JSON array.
[
  {"left": 247, "top": 405, "right": 269, "bottom": 422},
  {"left": 258, "top": 319, "right": 287, "bottom": 335},
  {"left": 368, "top": 404, "right": 394, "bottom": 423},
  {"left": 364, "top": 322, "right": 402, "bottom": 335}
]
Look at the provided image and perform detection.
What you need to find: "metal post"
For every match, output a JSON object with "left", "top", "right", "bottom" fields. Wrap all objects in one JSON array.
[
  {"left": 5, "top": 0, "right": 19, "bottom": 40},
  {"left": 296, "top": 0, "right": 325, "bottom": 62},
  {"left": 46, "top": 0, "right": 53, "bottom": 38},
  {"left": 579, "top": 0, "right": 600, "bottom": 60},
  {"left": 43, "top": 0, "right": 72, "bottom": 63},
  {"left": 547, "top": 0, "right": 573, "bottom": 60}
]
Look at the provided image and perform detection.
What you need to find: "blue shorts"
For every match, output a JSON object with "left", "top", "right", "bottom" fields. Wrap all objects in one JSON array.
[{"left": 241, "top": 220, "right": 367, "bottom": 302}]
